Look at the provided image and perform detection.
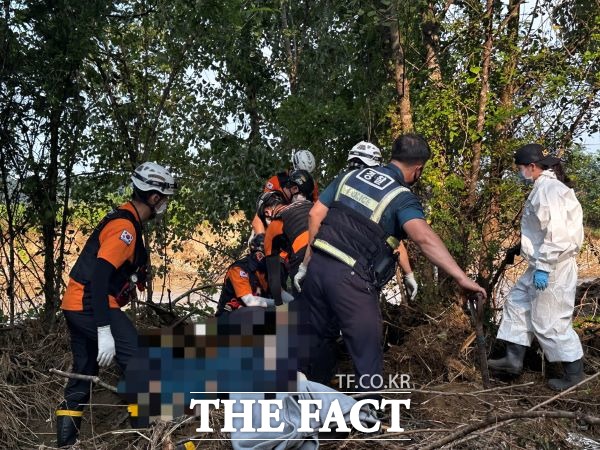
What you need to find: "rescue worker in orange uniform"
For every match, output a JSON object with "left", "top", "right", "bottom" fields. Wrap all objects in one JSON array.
[
  {"left": 255, "top": 171, "right": 315, "bottom": 374},
  {"left": 215, "top": 234, "right": 276, "bottom": 315},
  {"left": 259, "top": 170, "right": 315, "bottom": 295},
  {"left": 251, "top": 149, "right": 318, "bottom": 235},
  {"left": 56, "top": 162, "right": 177, "bottom": 447}
]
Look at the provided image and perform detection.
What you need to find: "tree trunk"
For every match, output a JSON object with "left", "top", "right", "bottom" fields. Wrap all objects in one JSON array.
[
  {"left": 388, "top": 2, "right": 413, "bottom": 136},
  {"left": 421, "top": 2, "right": 443, "bottom": 86},
  {"left": 481, "top": 0, "right": 522, "bottom": 292},
  {"left": 466, "top": 0, "right": 495, "bottom": 208},
  {"left": 42, "top": 105, "right": 62, "bottom": 328},
  {"left": 0, "top": 147, "right": 16, "bottom": 324},
  {"left": 280, "top": 0, "right": 298, "bottom": 95}
]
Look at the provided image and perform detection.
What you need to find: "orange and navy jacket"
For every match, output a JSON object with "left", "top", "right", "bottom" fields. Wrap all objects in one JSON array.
[
  {"left": 264, "top": 200, "right": 311, "bottom": 277},
  {"left": 62, "top": 202, "right": 147, "bottom": 311},
  {"left": 263, "top": 171, "right": 319, "bottom": 202},
  {"left": 216, "top": 255, "right": 269, "bottom": 316}
]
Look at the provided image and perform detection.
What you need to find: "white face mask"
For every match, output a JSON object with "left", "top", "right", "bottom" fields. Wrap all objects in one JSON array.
[
  {"left": 518, "top": 167, "right": 534, "bottom": 185},
  {"left": 154, "top": 198, "right": 169, "bottom": 216},
  {"left": 293, "top": 192, "right": 307, "bottom": 201}
]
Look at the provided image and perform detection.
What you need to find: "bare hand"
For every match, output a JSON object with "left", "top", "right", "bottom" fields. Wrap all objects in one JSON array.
[{"left": 456, "top": 276, "right": 487, "bottom": 300}]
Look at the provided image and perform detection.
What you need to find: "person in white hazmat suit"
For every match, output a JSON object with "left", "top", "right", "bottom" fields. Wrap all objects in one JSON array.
[{"left": 488, "top": 143, "right": 584, "bottom": 391}]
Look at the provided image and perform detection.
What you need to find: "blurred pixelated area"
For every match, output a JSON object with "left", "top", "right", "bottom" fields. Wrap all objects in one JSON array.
[{"left": 118, "top": 307, "right": 300, "bottom": 427}]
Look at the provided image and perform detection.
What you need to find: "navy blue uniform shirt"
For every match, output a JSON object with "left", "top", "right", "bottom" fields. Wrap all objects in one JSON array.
[{"left": 319, "top": 163, "right": 425, "bottom": 239}]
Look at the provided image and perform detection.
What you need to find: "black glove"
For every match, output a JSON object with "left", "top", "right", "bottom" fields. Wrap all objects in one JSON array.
[{"left": 505, "top": 244, "right": 521, "bottom": 265}]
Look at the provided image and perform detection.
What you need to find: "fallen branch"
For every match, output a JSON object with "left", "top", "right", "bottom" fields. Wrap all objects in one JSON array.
[
  {"left": 528, "top": 371, "right": 600, "bottom": 411},
  {"left": 423, "top": 371, "right": 600, "bottom": 449},
  {"left": 169, "top": 311, "right": 195, "bottom": 328},
  {"left": 350, "top": 382, "right": 534, "bottom": 398},
  {"left": 50, "top": 368, "right": 117, "bottom": 392},
  {"left": 414, "top": 409, "right": 600, "bottom": 450},
  {"left": 471, "top": 381, "right": 535, "bottom": 394},
  {"left": 170, "top": 284, "right": 219, "bottom": 305},
  {"left": 474, "top": 370, "right": 600, "bottom": 434},
  {"left": 376, "top": 427, "right": 452, "bottom": 438}
]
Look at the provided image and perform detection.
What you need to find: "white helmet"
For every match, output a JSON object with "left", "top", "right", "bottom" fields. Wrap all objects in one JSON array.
[
  {"left": 347, "top": 141, "right": 382, "bottom": 167},
  {"left": 131, "top": 162, "right": 177, "bottom": 196},
  {"left": 292, "top": 149, "right": 316, "bottom": 173}
]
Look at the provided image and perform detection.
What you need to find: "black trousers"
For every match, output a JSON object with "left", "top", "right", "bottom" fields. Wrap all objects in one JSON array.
[
  {"left": 62, "top": 309, "right": 138, "bottom": 410},
  {"left": 301, "top": 251, "right": 383, "bottom": 391}
]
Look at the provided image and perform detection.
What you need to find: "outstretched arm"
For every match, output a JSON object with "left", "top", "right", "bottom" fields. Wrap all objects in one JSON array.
[{"left": 403, "top": 218, "right": 486, "bottom": 298}]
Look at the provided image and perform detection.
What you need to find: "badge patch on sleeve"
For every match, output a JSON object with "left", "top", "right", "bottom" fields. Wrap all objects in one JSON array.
[
  {"left": 265, "top": 182, "right": 274, "bottom": 190},
  {"left": 239, "top": 270, "right": 249, "bottom": 279},
  {"left": 120, "top": 229, "right": 134, "bottom": 246}
]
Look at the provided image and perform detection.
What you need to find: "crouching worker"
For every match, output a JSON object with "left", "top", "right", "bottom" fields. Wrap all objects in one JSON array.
[
  {"left": 215, "top": 234, "right": 279, "bottom": 316},
  {"left": 488, "top": 144, "right": 584, "bottom": 391},
  {"left": 260, "top": 170, "right": 315, "bottom": 297},
  {"left": 56, "top": 162, "right": 177, "bottom": 447}
]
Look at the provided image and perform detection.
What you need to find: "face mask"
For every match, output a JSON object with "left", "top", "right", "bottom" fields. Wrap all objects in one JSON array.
[
  {"left": 154, "top": 198, "right": 169, "bottom": 216},
  {"left": 293, "top": 193, "right": 307, "bottom": 202},
  {"left": 518, "top": 168, "right": 534, "bottom": 185},
  {"left": 410, "top": 167, "right": 423, "bottom": 186}
]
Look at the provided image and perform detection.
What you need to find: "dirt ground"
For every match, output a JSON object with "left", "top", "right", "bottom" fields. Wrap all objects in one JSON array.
[
  {"left": 1, "top": 232, "right": 600, "bottom": 449},
  {"left": 2, "top": 281, "right": 599, "bottom": 450}
]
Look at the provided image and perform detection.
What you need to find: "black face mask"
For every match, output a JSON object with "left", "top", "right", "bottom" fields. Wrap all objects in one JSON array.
[{"left": 409, "top": 168, "right": 423, "bottom": 187}]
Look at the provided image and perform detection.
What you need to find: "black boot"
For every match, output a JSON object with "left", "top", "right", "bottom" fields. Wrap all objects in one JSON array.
[
  {"left": 487, "top": 342, "right": 527, "bottom": 375},
  {"left": 56, "top": 408, "right": 82, "bottom": 447},
  {"left": 548, "top": 359, "right": 584, "bottom": 391}
]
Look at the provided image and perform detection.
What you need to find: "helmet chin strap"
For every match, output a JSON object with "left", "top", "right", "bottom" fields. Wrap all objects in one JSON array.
[{"left": 129, "top": 201, "right": 144, "bottom": 223}]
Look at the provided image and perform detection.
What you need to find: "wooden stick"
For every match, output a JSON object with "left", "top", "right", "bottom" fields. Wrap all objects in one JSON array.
[
  {"left": 349, "top": 382, "right": 533, "bottom": 398},
  {"left": 376, "top": 427, "right": 452, "bottom": 438},
  {"left": 471, "top": 381, "right": 535, "bottom": 394},
  {"left": 50, "top": 368, "right": 117, "bottom": 392}
]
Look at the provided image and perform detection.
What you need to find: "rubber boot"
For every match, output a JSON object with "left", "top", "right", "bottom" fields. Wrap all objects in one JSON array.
[
  {"left": 548, "top": 359, "right": 584, "bottom": 391},
  {"left": 56, "top": 412, "right": 82, "bottom": 447},
  {"left": 487, "top": 342, "right": 527, "bottom": 375}
]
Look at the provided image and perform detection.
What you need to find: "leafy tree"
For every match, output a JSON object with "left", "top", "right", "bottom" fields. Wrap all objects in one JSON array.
[{"left": 1, "top": 0, "right": 599, "bottom": 325}]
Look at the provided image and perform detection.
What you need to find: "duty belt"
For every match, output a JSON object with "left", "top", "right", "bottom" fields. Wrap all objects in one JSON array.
[{"left": 313, "top": 235, "right": 399, "bottom": 269}]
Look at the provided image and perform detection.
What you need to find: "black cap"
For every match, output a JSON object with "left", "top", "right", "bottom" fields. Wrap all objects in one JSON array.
[{"left": 514, "top": 143, "right": 560, "bottom": 166}]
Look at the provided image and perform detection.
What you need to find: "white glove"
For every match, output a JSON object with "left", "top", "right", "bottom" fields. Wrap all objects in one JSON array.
[
  {"left": 241, "top": 294, "right": 269, "bottom": 308},
  {"left": 281, "top": 290, "right": 295, "bottom": 304},
  {"left": 97, "top": 325, "right": 116, "bottom": 367},
  {"left": 294, "top": 263, "right": 308, "bottom": 292},
  {"left": 403, "top": 272, "right": 418, "bottom": 301}
]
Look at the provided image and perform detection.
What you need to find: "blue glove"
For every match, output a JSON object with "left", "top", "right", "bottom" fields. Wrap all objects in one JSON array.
[{"left": 533, "top": 270, "right": 549, "bottom": 291}]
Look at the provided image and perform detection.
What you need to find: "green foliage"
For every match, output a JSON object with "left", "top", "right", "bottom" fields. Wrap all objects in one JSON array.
[
  {"left": 569, "top": 148, "right": 600, "bottom": 228},
  {"left": 1, "top": 0, "right": 599, "bottom": 323}
]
